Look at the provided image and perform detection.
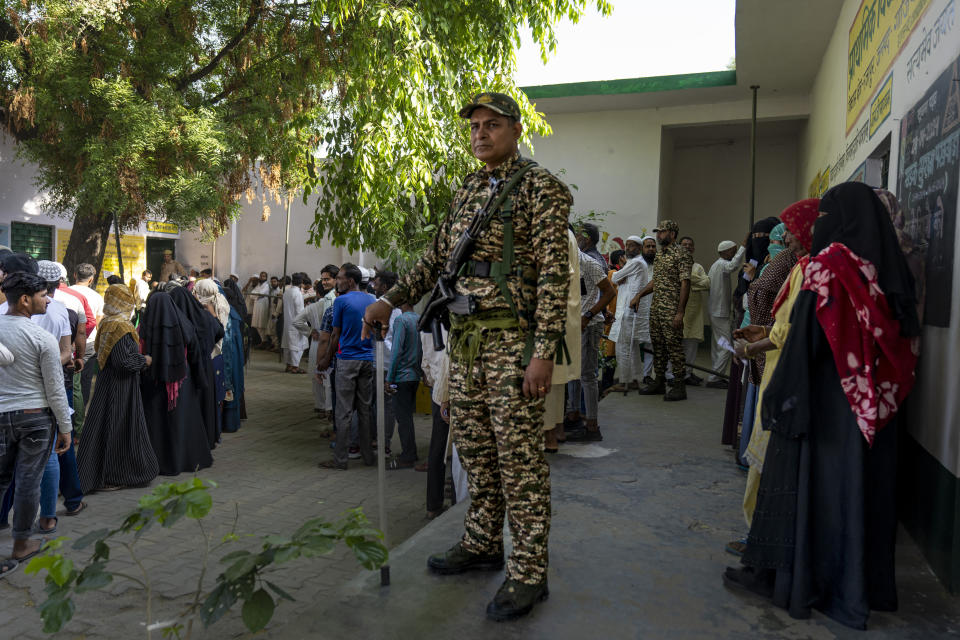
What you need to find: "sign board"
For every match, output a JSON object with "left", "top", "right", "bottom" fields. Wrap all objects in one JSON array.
[
  {"left": 146, "top": 221, "right": 180, "bottom": 235},
  {"left": 897, "top": 52, "right": 960, "bottom": 327},
  {"left": 847, "top": 0, "right": 932, "bottom": 132},
  {"left": 870, "top": 73, "right": 894, "bottom": 137},
  {"left": 57, "top": 229, "right": 147, "bottom": 295}
]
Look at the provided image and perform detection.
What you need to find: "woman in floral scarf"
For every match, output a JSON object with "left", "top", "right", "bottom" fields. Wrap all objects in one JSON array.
[{"left": 723, "top": 183, "right": 920, "bottom": 630}]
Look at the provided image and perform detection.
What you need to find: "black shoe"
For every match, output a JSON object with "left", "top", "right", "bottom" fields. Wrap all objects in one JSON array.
[
  {"left": 486, "top": 579, "right": 549, "bottom": 622},
  {"left": 663, "top": 383, "right": 687, "bottom": 401},
  {"left": 563, "top": 416, "right": 585, "bottom": 432},
  {"left": 638, "top": 378, "right": 666, "bottom": 395},
  {"left": 318, "top": 459, "right": 347, "bottom": 470},
  {"left": 705, "top": 379, "right": 729, "bottom": 389},
  {"left": 642, "top": 376, "right": 654, "bottom": 385},
  {"left": 427, "top": 542, "right": 504, "bottom": 575},
  {"left": 685, "top": 374, "right": 703, "bottom": 386},
  {"left": 722, "top": 566, "right": 774, "bottom": 599},
  {"left": 565, "top": 428, "right": 602, "bottom": 442}
]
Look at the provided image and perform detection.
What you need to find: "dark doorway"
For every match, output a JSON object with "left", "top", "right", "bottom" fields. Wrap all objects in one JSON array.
[{"left": 146, "top": 237, "right": 177, "bottom": 282}]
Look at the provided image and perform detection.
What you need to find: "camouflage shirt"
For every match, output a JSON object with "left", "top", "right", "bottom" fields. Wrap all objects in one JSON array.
[
  {"left": 383, "top": 152, "right": 572, "bottom": 361},
  {"left": 651, "top": 242, "right": 693, "bottom": 316}
]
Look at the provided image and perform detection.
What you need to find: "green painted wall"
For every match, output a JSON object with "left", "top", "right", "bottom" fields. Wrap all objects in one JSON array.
[{"left": 522, "top": 70, "right": 737, "bottom": 100}]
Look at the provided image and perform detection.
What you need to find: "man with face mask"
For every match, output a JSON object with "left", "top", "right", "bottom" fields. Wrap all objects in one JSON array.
[{"left": 608, "top": 235, "right": 652, "bottom": 391}]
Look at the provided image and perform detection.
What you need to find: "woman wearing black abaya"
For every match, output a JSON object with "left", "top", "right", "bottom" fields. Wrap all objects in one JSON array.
[
  {"left": 139, "top": 291, "right": 213, "bottom": 475},
  {"left": 724, "top": 183, "right": 920, "bottom": 630},
  {"left": 168, "top": 285, "right": 224, "bottom": 449},
  {"left": 78, "top": 285, "right": 159, "bottom": 492},
  {"left": 721, "top": 216, "right": 780, "bottom": 449}
]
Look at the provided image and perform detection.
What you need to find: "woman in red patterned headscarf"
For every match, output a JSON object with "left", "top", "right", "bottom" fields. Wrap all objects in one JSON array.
[{"left": 725, "top": 183, "right": 920, "bottom": 630}]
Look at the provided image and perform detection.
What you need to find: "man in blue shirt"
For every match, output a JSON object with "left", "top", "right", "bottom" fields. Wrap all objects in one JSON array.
[
  {"left": 386, "top": 303, "right": 422, "bottom": 469},
  {"left": 318, "top": 264, "right": 376, "bottom": 469}
]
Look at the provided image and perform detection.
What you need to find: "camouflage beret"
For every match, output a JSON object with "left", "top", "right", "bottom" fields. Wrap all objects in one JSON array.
[
  {"left": 459, "top": 92, "right": 521, "bottom": 121},
  {"left": 653, "top": 220, "right": 680, "bottom": 234}
]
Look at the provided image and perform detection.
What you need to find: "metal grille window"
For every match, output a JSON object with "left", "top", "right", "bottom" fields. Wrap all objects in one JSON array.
[{"left": 10, "top": 221, "right": 54, "bottom": 260}]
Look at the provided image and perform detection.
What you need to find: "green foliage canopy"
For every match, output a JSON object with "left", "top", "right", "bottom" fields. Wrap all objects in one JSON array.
[{"left": 0, "top": 0, "right": 610, "bottom": 263}]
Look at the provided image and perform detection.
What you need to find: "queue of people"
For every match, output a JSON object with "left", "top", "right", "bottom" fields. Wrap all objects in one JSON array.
[{"left": 0, "top": 253, "right": 251, "bottom": 577}]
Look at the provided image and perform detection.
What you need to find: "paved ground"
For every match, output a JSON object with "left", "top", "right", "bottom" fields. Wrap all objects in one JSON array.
[
  {"left": 0, "top": 350, "right": 439, "bottom": 639},
  {"left": 2, "top": 349, "right": 959, "bottom": 639}
]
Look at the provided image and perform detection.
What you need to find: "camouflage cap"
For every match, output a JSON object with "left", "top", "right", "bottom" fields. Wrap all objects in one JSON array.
[
  {"left": 459, "top": 92, "right": 521, "bottom": 120},
  {"left": 653, "top": 219, "right": 680, "bottom": 234}
]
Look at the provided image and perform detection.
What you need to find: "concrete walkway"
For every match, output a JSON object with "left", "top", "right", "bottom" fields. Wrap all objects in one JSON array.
[
  {"left": 285, "top": 379, "right": 960, "bottom": 639},
  {"left": 2, "top": 351, "right": 958, "bottom": 638}
]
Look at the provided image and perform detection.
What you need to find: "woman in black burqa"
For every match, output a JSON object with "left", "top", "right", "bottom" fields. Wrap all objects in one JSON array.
[
  {"left": 723, "top": 182, "right": 920, "bottom": 630},
  {"left": 721, "top": 216, "right": 781, "bottom": 449},
  {"left": 168, "top": 285, "right": 224, "bottom": 449},
  {"left": 139, "top": 291, "right": 213, "bottom": 475}
]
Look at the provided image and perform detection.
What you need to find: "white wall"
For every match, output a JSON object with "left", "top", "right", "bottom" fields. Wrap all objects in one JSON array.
[
  {"left": 666, "top": 132, "right": 799, "bottom": 277},
  {"left": 525, "top": 94, "right": 809, "bottom": 253},
  {"left": 800, "top": 0, "right": 960, "bottom": 474}
]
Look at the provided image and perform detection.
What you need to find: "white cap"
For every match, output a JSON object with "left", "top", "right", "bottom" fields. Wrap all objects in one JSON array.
[
  {"left": 717, "top": 240, "right": 736, "bottom": 252},
  {"left": 626, "top": 235, "right": 644, "bottom": 244}
]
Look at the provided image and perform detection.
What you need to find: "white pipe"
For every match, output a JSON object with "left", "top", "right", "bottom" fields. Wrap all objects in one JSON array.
[{"left": 230, "top": 219, "right": 238, "bottom": 277}]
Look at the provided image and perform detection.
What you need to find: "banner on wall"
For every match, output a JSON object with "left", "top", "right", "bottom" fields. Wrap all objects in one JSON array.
[
  {"left": 57, "top": 229, "right": 147, "bottom": 295},
  {"left": 897, "top": 52, "right": 960, "bottom": 327},
  {"left": 847, "top": 0, "right": 932, "bottom": 132}
]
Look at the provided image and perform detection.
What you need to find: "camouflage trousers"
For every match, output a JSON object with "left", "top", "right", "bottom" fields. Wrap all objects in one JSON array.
[
  {"left": 650, "top": 312, "right": 685, "bottom": 381},
  {"left": 448, "top": 324, "right": 551, "bottom": 585}
]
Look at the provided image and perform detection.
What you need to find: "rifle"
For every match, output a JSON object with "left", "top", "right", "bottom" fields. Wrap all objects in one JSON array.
[{"left": 418, "top": 176, "right": 507, "bottom": 351}]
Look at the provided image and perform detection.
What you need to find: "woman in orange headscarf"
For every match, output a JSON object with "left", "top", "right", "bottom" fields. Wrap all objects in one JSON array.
[{"left": 77, "top": 285, "right": 159, "bottom": 492}]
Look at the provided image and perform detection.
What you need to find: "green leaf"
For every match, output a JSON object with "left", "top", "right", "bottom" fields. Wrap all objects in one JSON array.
[
  {"left": 93, "top": 540, "right": 111, "bottom": 562},
  {"left": 265, "top": 580, "right": 296, "bottom": 602},
  {"left": 48, "top": 557, "right": 75, "bottom": 587},
  {"left": 75, "top": 562, "right": 113, "bottom": 593},
  {"left": 301, "top": 535, "right": 335, "bottom": 556},
  {"left": 73, "top": 528, "right": 110, "bottom": 550},
  {"left": 349, "top": 540, "right": 389, "bottom": 570},
  {"left": 23, "top": 554, "right": 57, "bottom": 576},
  {"left": 39, "top": 595, "right": 75, "bottom": 634},
  {"left": 184, "top": 488, "right": 213, "bottom": 518},
  {"left": 200, "top": 582, "right": 237, "bottom": 628},
  {"left": 272, "top": 546, "right": 300, "bottom": 564},
  {"left": 241, "top": 589, "right": 275, "bottom": 633},
  {"left": 219, "top": 550, "right": 251, "bottom": 564},
  {"left": 223, "top": 554, "right": 258, "bottom": 582}
]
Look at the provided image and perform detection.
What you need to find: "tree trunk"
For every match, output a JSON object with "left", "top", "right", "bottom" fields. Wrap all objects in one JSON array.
[{"left": 62, "top": 211, "right": 113, "bottom": 287}]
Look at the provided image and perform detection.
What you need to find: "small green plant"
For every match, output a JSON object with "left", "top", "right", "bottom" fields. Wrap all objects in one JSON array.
[{"left": 25, "top": 478, "right": 387, "bottom": 638}]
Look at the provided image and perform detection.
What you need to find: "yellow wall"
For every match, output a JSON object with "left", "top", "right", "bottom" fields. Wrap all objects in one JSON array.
[{"left": 56, "top": 229, "right": 147, "bottom": 295}]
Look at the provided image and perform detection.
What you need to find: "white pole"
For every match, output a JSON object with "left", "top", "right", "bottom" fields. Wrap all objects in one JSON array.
[
  {"left": 375, "top": 324, "right": 390, "bottom": 586},
  {"left": 230, "top": 219, "right": 238, "bottom": 277}
]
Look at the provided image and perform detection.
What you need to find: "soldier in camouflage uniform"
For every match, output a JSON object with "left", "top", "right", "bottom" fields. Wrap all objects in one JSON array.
[
  {"left": 364, "top": 92, "right": 571, "bottom": 621},
  {"left": 632, "top": 219, "right": 693, "bottom": 401}
]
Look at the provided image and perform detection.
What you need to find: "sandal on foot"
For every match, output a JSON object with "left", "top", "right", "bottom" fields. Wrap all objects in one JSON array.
[
  {"left": 0, "top": 558, "right": 18, "bottom": 579},
  {"left": 63, "top": 501, "right": 88, "bottom": 517},
  {"left": 33, "top": 517, "right": 57, "bottom": 535},
  {"left": 414, "top": 462, "right": 429, "bottom": 472},
  {"left": 387, "top": 458, "right": 415, "bottom": 470}
]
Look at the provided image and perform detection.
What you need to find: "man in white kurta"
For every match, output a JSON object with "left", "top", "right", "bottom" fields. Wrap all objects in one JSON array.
[
  {"left": 282, "top": 276, "right": 308, "bottom": 370},
  {"left": 250, "top": 272, "right": 272, "bottom": 344},
  {"left": 706, "top": 240, "right": 745, "bottom": 388},
  {"left": 293, "top": 274, "right": 338, "bottom": 410},
  {"left": 609, "top": 235, "right": 651, "bottom": 389}
]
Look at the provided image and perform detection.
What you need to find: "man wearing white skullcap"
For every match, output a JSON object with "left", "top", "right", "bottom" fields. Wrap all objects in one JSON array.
[
  {"left": 608, "top": 235, "right": 652, "bottom": 391},
  {"left": 706, "top": 240, "right": 745, "bottom": 388}
]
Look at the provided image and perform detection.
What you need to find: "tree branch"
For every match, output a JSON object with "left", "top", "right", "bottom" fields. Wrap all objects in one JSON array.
[{"left": 174, "top": 0, "right": 264, "bottom": 92}]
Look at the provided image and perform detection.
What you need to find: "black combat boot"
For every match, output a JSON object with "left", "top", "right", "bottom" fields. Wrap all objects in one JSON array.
[
  {"left": 427, "top": 542, "right": 504, "bottom": 575},
  {"left": 637, "top": 377, "right": 666, "bottom": 395},
  {"left": 664, "top": 382, "right": 687, "bottom": 401},
  {"left": 486, "top": 578, "right": 549, "bottom": 621}
]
